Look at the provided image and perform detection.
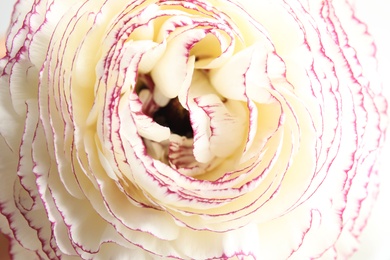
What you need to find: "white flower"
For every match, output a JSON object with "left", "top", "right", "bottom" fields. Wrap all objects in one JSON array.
[{"left": 0, "top": 0, "right": 387, "bottom": 259}]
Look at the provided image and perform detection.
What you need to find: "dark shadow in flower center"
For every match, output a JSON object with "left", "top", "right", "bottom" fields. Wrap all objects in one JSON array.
[{"left": 153, "top": 97, "right": 193, "bottom": 138}]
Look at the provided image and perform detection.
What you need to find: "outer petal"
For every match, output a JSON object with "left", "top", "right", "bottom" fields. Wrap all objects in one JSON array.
[{"left": 0, "top": 0, "right": 387, "bottom": 259}]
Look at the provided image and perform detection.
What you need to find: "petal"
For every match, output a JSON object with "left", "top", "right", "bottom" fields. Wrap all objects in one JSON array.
[
  {"left": 210, "top": 43, "right": 275, "bottom": 103},
  {"left": 193, "top": 94, "right": 247, "bottom": 159},
  {"left": 151, "top": 27, "right": 202, "bottom": 98},
  {"left": 128, "top": 91, "right": 171, "bottom": 142}
]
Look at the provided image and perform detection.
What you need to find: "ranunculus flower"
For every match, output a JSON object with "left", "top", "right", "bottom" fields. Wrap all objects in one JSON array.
[{"left": 0, "top": 0, "right": 387, "bottom": 259}]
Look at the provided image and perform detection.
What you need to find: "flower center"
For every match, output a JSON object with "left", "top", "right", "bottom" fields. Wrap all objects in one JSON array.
[
  {"left": 136, "top": 74, "right": 193, "bottom": 139},
  {"left": 153, "top": 97, "right": 193, "bottom": 138}
]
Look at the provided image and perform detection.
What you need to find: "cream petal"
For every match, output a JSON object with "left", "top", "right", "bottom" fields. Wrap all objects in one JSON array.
[
  {"left": 151, "top": 29, "right": 202, "bottom": 99},
  {"left": 137, "top": 40, "right": 167, "bottom": 74},
  {"left": 193, "top": 94, "right": 246, "bottom": 158},
  {"left": 128, "top": 92, "right": 171, "bottom": 142},
  {"left": 210, "top": 43, "right": 273, "bottom": 103}
]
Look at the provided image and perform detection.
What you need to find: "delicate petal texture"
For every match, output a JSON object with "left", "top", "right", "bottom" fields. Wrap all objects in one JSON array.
[{"left": 0, "top": 0, "right": 387, "bottom": 259}]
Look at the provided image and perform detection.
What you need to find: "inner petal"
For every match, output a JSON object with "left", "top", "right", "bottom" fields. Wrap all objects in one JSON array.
[{"left": 191, "top": 93, "right": 247, "bottom": 163}]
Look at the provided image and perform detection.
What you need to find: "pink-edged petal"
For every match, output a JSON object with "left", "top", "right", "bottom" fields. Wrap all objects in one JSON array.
[
  {"left": 210, "top": 43, "right": 274, "bottom": 103},
  {"left": 151, "top": 27, "right": 201, "bottom": 98},
  {"left": 128, "top": 91, "right": 170, "bottom": 142},
  {"left": 193, "top": 94, "right": 246, "bottom": 159}
]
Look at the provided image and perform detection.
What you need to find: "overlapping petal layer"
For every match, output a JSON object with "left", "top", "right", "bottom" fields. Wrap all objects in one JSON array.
[{"left": 0, "top": 0, "right": 387, "bottom": 259}]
